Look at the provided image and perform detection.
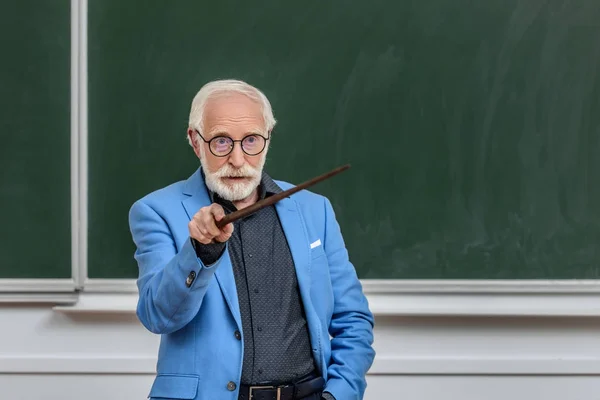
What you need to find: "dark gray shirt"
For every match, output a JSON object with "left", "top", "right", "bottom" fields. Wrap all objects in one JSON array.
[{"left": 193, "top": 172, "right": 316, "bottom": 385}]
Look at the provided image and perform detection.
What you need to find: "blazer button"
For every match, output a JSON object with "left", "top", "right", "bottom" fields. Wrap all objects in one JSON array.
[
  {"left": 227, "top": 381, "right": 236, "bottom": 391},
  {"left": 185, "top": 271, "right": 196, "bottom": 288},
  {"left": 234, "top": 330, "right": 241, "bottom": 340}
]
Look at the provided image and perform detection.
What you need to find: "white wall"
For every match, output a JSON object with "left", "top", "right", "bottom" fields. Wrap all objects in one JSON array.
[{"left": 2, "top": 281, "right": 600, "bottom": 400}]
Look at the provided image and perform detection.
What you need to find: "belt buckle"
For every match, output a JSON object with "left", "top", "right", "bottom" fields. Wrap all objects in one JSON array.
[{"left": 249, "top": 385, "right": 281, "bottom": 400}]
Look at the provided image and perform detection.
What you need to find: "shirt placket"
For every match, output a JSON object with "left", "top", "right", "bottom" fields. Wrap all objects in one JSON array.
[{"left": 242, "top": 215, "right": 267, "bottom": 383}]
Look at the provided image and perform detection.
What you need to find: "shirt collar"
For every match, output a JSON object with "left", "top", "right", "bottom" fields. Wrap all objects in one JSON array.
[{"left": 259, "top": 171, "right": 283, "bottom": 197}]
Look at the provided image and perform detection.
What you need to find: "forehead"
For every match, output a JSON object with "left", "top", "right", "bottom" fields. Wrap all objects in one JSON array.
[{"left": 203, "top": 93, "right": 264, "bottom": 132}]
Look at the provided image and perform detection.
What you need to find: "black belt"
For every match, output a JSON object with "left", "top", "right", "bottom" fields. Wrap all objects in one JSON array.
[{"left": 238, "top": 376, "right": 325, "bottom": 400}]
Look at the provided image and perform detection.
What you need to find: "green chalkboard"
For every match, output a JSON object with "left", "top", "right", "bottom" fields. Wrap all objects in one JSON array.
[
  {"left": 88, "top": 0, "right": 600, "bottom": 279},
  {"left": 0, "top": 0, "right": 71, "bottom": 279}
]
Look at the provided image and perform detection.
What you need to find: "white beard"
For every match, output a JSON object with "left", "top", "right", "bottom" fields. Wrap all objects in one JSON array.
[{"left": 200, "top": 147, "right": 266, "bottom": 202}]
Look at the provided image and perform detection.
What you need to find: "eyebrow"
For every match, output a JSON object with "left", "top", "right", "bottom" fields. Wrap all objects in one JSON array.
[
  {"left": 206, "top": 128, "right": 266, "bottom": 138},
  {"left": 205, "top": 129, "right": 229, "bottom": 138}
]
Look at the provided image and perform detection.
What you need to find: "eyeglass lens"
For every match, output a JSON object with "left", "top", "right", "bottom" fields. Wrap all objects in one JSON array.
[{"left": 210, "top": 134, "right": 265, "bottom": 156}]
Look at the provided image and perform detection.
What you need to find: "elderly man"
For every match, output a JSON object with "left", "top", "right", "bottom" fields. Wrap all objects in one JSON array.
[{"left": 129, "top": 79, "right": 375, "bottom": 400}]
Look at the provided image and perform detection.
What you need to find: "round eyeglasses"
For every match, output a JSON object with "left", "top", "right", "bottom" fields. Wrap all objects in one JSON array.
[{"left": 195, "top": 130, "right": 270, "bottom": 157}]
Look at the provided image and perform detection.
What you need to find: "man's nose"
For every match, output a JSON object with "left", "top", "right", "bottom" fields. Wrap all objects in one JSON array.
[{"left": 228, "top": 144, "right": 246, "bottom": 168}]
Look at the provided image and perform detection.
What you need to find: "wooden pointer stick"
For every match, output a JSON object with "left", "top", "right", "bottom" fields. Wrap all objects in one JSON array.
[{"left": 216, "top": 164, "right": 351, "bottom": 228}]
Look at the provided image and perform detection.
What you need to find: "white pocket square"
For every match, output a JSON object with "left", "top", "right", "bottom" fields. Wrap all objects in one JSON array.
[{"left": 310, "top": 239, "right": 322, "bottom": 249}]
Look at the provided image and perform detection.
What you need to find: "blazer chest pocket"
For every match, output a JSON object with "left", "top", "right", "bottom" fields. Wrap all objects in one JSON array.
[
  {"left": 149, "top": 374, "right": 199, "bottom": 399},
  {"left": 310, "top": 244, "right": 330, "bottom": 278},
  {"left": 310, "top": 242, "right": 326, "bottom": 262}
]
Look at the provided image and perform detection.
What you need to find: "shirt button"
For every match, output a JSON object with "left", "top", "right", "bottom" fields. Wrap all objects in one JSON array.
[
  {"left": 227, "top": 381, "right": 236, "bottom": 391},
  {"left": 254, "top": 288, "right": 259, "bottom": 294},
  {"left": 234, "top": 330, "right": 241, "bottom": 340},
  {"left": 258, "top": 369, "right": 263, "bottom": 375},
  {"left": 257, "top": 326, "right": 262, "bottom": 332},
  {"left": 185, "top": 271, "right": 196, "bottom": 288},
  {"left": 249, "top": 253, "right": 253, "bottom": 258}
]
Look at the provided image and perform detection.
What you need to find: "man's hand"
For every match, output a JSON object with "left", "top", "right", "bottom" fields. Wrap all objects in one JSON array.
[{"left": 188, "top": 204, "right": 233, "bottom": 244}]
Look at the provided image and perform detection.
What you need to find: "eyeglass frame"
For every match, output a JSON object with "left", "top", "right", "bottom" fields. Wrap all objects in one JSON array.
[{"left": 194, "top": 129, "right": 270, "bottom": 157}]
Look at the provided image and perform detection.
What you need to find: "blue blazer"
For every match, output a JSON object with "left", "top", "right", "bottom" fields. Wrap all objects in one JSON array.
[{"left": 129, "top": 169, "right": 375, "bottom": 400}]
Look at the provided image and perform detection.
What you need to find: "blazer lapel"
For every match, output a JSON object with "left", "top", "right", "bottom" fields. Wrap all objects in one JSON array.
[
  {"left": 181, "top": 169, "right": 210, "bottom": 220},
  {"left": 275, "top": 197, "right": 322, "bottom": 356},
  {"left": 275, "top": 197, "right": 310, "bottom": 293},
  {"left": 181, "top": 169, "right": 242, "bottom": 330}
]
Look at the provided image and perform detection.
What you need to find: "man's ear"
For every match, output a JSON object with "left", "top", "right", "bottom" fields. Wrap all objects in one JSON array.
[{"left": 187, "top": 128, "right": 201, "bottom": 159}]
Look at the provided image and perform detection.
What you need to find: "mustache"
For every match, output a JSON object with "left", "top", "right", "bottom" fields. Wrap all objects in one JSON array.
[{"left": 212, "top": 163, "right": 259, "bottom": 179}]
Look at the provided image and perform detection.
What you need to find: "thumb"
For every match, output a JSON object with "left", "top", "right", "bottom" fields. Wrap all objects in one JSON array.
[{"left": 210, "top": 204, "right": 226, "bottom": 221}]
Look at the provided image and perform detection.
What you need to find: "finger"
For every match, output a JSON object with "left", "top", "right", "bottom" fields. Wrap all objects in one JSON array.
[
  {"left": 196, "top": 234, "right": 213, "bottom": 245},
  {"left": 189, "top": 222, "right": 207, "bottom": 243},
  {"left": 191, "top": 223, "right": 213, "bottom": 244},
  {"left": 214, "top": 234, "right": 229, "bottom": 243},
  {"left": 197, "top": 220, "right": 210, "bottom": 237},
  {"left": 193, "top": 206, "right": 211, "bottom": 222},
  {"left": 215, "top": 223, "right": 234, "bottom": 243},
  {"left": 201, "top": 212, "right": 221, "bottom": 237},
  {"left": 222, "top": 222, "right": 234, "bottom": 235}
]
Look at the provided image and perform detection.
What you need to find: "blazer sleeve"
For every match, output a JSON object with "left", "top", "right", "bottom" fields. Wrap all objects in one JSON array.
[
  {"left": 321, "top": 197, "right": 376, "bottom": 400},
  {"left": 129, "top": 199, "right": 225, "bottom": 334}
]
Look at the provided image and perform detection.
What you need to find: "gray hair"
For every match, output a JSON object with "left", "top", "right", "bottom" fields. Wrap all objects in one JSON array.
[{"left": 187, "top": 79, "right": 276, "bottom": 146}]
